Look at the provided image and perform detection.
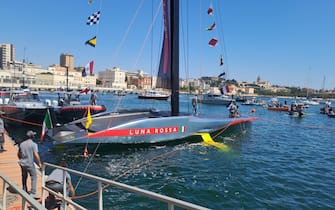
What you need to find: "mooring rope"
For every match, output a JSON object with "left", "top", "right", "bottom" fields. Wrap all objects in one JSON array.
[{"left": 0, "top": 115, "right": 42, "bottom": 127}]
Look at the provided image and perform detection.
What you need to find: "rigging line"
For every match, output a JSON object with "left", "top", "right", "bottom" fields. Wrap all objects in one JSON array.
[
  {"left": 181, "top": 0, "right": 193, "bottom": 114},
  {"left": 71, "top": 146, "right": 178, "bottom": 200},
  {"left": 215, "top": 0, "right": 230, "bottom": 77},
  {"left": 131, "top": 1, "right": 162, "bottom": 72},
  {"left": 73, "top": 142, "right": 102, "bottom": 191},
  {"left": 110, "top": 0, "right": 145, "bottom": 65},
  {"left": 198, "top": 0, "right": 204, "bottom": 80},
  {"left": 212, "top": 123, "right": 232, "bottom": 139},
  {"left": 150, "top": 0, "right": 154, "bottom": 83}
]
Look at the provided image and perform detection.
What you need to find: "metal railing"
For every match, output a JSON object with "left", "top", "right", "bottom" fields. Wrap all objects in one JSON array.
[
  {"left": 0, "top": 172, "right": 47, "bottom": 210},
  {"left": 41, "top": 162, "right": 210, "bottom": 210}
]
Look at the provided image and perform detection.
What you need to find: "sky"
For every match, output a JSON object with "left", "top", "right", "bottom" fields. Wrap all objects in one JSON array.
[{"left": 1, "top": 0, "right": 335, "bottom": 90}]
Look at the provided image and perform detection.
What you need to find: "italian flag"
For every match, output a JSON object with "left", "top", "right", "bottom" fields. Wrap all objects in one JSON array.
[
  {"left": 40, "top": 109, "right": 53, "bottom": 143},
  {"left": 180, "top": 126, "right": 186, "bottom": 133}
]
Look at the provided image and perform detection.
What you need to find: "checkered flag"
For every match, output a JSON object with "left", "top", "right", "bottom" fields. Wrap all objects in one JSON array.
[{"left": 87, "top": 11, "right": 100, "bottom": 25}]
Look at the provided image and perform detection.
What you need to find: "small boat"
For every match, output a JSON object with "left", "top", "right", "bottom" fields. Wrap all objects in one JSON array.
[
  {"left": 197, "top": 93, "right": 235, "bottom": 106},
  {"left": 327, "top": 112, "right": 335, "bottom": 118},
  {"left": 320, "top": 101, "right": 333, "bottom": 114},
  {"left": 267, "top": 106, "right": 289, "bottom": 111},
  {"left": 235, "top": 95, "right": 247, "bottom": 102},
  {"left": 267, "top": 97, "right": 289, "bottom": 111},
  {"left": 242, "top": 97, "right": 266, "bottom": 106},
  {"left": 138, "top": 90, "right": 170, "bottom": 100},
  {"left": 288, "top": 102, "right": 304, "bottom": 117},
  {"left": 48, "top": 91, "right": 107, "bottom": 124},
  {"left": 0, "top": 89, "right": 48, "bottom": 126}
]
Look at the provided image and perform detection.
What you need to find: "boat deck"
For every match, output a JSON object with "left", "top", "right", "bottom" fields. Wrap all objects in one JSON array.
[{"left": 0, "top": 133, "right": 43, "bottom": 209}]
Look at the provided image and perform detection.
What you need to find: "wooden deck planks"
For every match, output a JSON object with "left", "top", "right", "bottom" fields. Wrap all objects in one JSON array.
[{"left": 0, "top": 133, "right": 43, "bottom": 209}]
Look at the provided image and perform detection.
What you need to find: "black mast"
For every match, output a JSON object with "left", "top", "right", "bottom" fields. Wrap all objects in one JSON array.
[{"left": 170, "top": 0, "right": 179, "bottom": 116}]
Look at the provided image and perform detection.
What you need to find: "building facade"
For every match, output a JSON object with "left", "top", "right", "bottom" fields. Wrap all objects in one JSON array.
[
  {"left": 0, "top": 44, "right": 14, "bottom": 69},
  {"left": 60, "top": 53, "right": 74, "bottom": 70},
  {"left": 98, "top": 67, "right": 127, "bottom": 90}
]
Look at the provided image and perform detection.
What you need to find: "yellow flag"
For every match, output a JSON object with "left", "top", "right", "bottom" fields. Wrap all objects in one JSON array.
[
  {"left": 85, "top": 36, "right": 96, "bottom": 47},
  {"left": 85, "top": 106, "right": 92, "bottom": 129}
]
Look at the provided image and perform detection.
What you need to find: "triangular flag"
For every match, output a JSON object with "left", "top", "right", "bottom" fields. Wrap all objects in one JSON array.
[
  {"left": 205, "top": 22, "right": 216, "bottom": 31},
  {"left": 40, "top": 109, "right": 53, "bottom": 143},
  {"left": 85, "top": 106, "right": 92, "bottom": 129},
  {"left": 85, "top": 36, "right": 96, "bottom": 47},
  {"left": 218, "top": 72, "right": 226, "bottom": 78}
]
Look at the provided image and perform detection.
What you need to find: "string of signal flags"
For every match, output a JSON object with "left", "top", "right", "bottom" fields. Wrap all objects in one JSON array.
[{"left": 82, "top": 4, "right": 100, "bottom": 77}]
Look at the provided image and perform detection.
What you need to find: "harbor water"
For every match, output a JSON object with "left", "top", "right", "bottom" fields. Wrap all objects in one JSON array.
[{"left": 6, "top": 93, "right": 335, "bottom": 209}]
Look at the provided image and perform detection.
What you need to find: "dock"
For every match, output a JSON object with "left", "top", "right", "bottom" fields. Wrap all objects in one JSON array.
[{"left": 0, "top": 133, "right": 43, "bottom": 209}]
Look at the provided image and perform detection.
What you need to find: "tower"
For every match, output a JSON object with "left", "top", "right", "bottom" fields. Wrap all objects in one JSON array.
[
  {"left": 0, "top": 43, "right": 14, "bottom": 69},
  {"left": 60, "top": 53, "right": 74, "bottom": 70}
]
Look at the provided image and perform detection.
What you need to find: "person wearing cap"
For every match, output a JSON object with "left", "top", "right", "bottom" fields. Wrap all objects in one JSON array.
[
  {"left": 17, "top": 130, "right": 42, "bottom": 199},
  {"left": 45, "top": 161, "right": 75, "bottom": 209}
]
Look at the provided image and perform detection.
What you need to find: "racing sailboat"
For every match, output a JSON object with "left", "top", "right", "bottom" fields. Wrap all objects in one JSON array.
[{"left": 48, "top": 0, "right": 256, "bottom": 145}]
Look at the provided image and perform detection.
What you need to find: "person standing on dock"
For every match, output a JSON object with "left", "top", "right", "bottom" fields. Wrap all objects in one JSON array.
[{"left": 17, "top": 130, "right": 42, "bottom": 199}]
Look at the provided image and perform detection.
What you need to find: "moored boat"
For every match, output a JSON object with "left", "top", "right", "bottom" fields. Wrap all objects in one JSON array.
[
  {"left": 48, "top": 90, "right": 107, "bottom": 124},
  {"left": 0, "top": 89, "right": 48, "bottom": 127},
  {"left": 138, "top": 90, "right": 170, "bottom": 100},
  {"left": 47, "top": 0, "right": 256, "bottom": 145},
  {"left": 197, "top": 93, "right": 235, "bottom": 106}
]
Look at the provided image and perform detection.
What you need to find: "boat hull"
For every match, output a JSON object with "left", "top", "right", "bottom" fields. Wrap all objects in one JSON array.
[
  {"left": 0, "top": 106, "right": 47, "bottom": 127},
  {"left": 267, "top": 106, "right": 289, "bottom": 111},
  {"left": 49, "top": 110, "right": 256, "bottom": 145},
  {"left": 138, "top": 95, "right": 169, "bottom": 100},
  {"left": 52, "top": 105, "right": 107, "bottom": 124}
]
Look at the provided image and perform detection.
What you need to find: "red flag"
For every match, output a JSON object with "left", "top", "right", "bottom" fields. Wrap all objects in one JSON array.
[
  {"left": 205, "top": 22, "right": 216, "bottom": 31},
  {"left": 208, "top": 38, "right": 218, "bottom": 47},
  {"left": 89, "top": 60, "right": 94, "bottom": 75},
  {"left": 80, "top": 87, "right": 90, "bottom": 94},
  {"left": 207, "top": 7, "right": 213, "bottom": 15}
]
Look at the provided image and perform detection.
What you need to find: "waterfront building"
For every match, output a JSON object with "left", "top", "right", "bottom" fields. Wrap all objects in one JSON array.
[
  {"left": 98, "top": 67, "right": 127, "bottom": 90},
  {"left": 60, "top": 53, "right": 74, "bottom": 70},
  {"left": 0, "top": 43, "right": 14, "bottom": 69}
]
